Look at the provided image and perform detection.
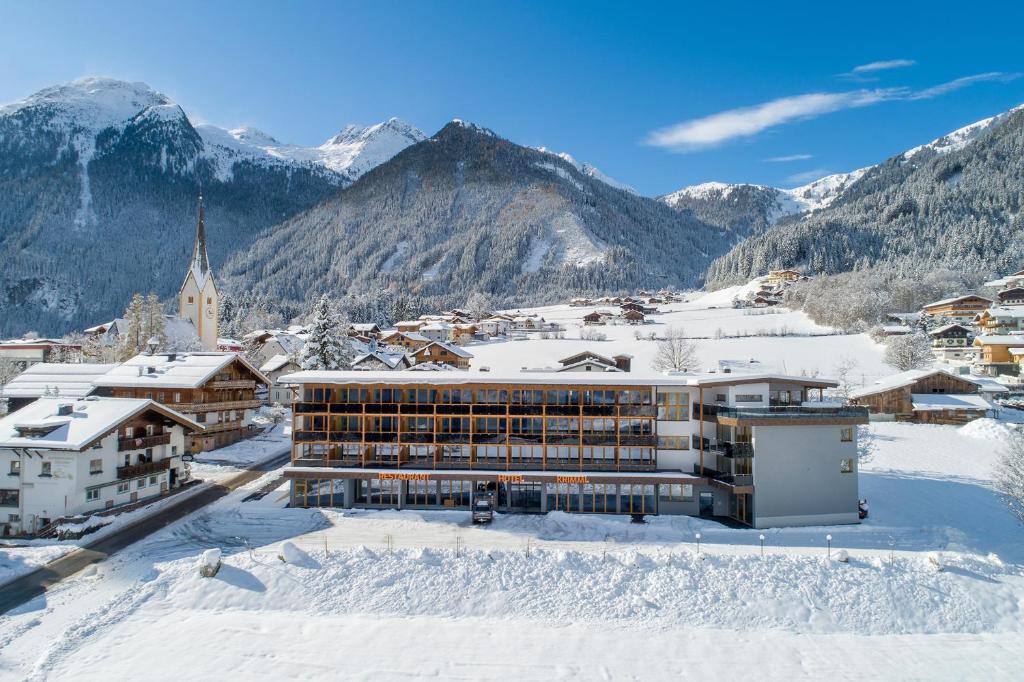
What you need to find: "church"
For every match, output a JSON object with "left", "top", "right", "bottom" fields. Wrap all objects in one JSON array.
[{"left": 178, "top": 196, "right": 219, "bottom": 350}]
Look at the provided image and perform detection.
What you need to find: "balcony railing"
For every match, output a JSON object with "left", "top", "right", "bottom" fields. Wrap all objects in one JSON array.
[
  {"left": 116, "top": 459, "right": 170, "bottom": 479},
  {"left": 291, "top": 457, "right": 658, "bottom": 473},
  {"left": 166, "top": 399, "right": 263, "bottom": 413},
  {"left": 206, "top": 379, "right": 257, "bottom": 390},
  {"left": 198, "top": 420, "right": 243, "bottom": 434},
  {"left": 117, "top": 433, "right": 171, "bottom": 451},
  {"left": 715, "top": 406, "right": 869, "bottom": 420}
]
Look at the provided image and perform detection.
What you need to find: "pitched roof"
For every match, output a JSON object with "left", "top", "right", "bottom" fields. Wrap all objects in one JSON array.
[
  {"left": 415, "top": 341, "right": 474, "bottom": 358},
  {"left": 2, "top": 363, "right": 117, "bottom": 399},
  {"left": 850, "top": 368, "right": 980, "bottom": 399},
  {"left": 922, "top": 294, "right": 992, "bottom": 309},
  {"left": 93, "top": 352, "right": 269, "bottom": 389},
  {"left": 0, "top": 397, "right": 202, "bottom": 450},
  {"left": 259, "top": 354, "right": 295, "bottom": 374},
  {"left": 910, "top": 394, "right": 994, "bottom": 412},
  {"left": 973, "top": 334, "right": 1024, "bottom": 345},
  {"left": 927, "top": 323, "right": 972, "bottom": 336},
  {"left": 351, "top": 351, "right": 410, "bottom": 370}
]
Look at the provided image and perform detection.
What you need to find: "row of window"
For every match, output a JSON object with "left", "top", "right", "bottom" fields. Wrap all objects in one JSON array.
[
  {"left": 295, "top": 442, "right": 656, "bottom": 464},
  {"left": 303, "top": 387, "right": 655, "bottom": 406},
  {"left": 298, "top": 415, "right": 655, "bottom": 435}
]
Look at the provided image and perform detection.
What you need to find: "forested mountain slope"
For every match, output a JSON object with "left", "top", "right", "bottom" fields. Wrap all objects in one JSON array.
[
  {"left": 704, "top": 105, "right": 1024, "bottom": 287},
  {"left": 222, "top": 121, "right": 731, "bottom": 315}
]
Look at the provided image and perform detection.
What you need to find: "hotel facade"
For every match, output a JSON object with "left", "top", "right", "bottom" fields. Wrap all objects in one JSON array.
[{"left": 282, "top": 371, "right": 868, "bottom": 528}]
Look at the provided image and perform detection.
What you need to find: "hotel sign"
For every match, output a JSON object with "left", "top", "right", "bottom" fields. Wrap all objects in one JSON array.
[
  {"left": 498, "top": 474, "right": 524, "bottom": 483},
  {"left": 379, "top": 472, "right": 432, "bottom": 481},
  {"left": 555, "top": 475, "right": 589, "bottom": 484}
]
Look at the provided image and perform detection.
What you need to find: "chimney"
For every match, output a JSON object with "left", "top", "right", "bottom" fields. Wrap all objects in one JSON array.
[
  {"left": 57, "top": 403, "right": 73, "bottom": 416},
  {"left": 613, "top": 355, "right": 631, "bottom": 372}
]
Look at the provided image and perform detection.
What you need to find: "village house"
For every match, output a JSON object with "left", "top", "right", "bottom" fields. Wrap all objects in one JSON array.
[
  {"left": 348, "top": 323, "right": 382, "bottom": 339},
  {"left": 243, "top": 330, "right": 305, "bottom": 369},
  {"left": 0, "top": 397, "right": 201, "bottom": 536},
  {"left": 351, "top": 350, "right": 412, "bottom": 371},
  {"left": 972, "top": 335, "right": 1024, "bottom": 376},
  {"left": 582, "top": 311, "right": 606, "bottom": 325},
  {"left": 379, "top": 331, "right": 430, "bottom": 352},
  {"left": 558, "top": 351, "right": 632, "bottom": 372},
  {"left": 410, "top": 342, "right": 474, "bottom": 369},
  {"left": 478, "top": 317, "right": 512, "bottom": 337},
  {"left": 974, "top": 307, "right": 1024, "bottom": 335},
  {"left": 451, "top": 324, "right": 479, "bottom": 346},
  {"left": 983, "top": 269, "right": 1024, "bottom": 290},
  {"left": 2, "top": 363, "right": 117, "bottom": 413},
  {"left": 622, "top": 309, "right": 646, "bottom": 325},
  {"left": 395, "top": 320, "right": 425, "bottom": 333},
  {"left": 921, "top": 294, "right": 993, "bottom": 324},
  {"left": 259, "top": 354, "right": 301, "bottom": 405},
  {"left": 928, "top": 324, "right": 974, "bottom": 363},
  {"left": 995, "top": 287, "right": 1024, "bottom": 306},
  {"left": 765, "top": 269, "right": 801, "bottom": 286},
  {"left": 849, "top": 368, "right": 994, "bottom": 424},
  {"left": 92, "top": 352, "right": 269, "bottom": 452},
  {"left": 0, "top": 339, "right": 83, "bottom": 370},
  {"left": 419, "top": 322, "right": 454, "bottom": 343}
]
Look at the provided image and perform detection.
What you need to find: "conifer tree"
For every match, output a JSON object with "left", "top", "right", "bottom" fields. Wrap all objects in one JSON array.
[
  {"left": 299, "top": 295, "right": 353, "bottom": 370},
  {"left": 118, "top": 294, "right": 146, "bottom": 360}
]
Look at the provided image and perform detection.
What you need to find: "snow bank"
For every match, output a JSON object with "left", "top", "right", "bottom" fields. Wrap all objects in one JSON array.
[{"left": 958, "top": 418, "right": 1014, "bottom": 442}]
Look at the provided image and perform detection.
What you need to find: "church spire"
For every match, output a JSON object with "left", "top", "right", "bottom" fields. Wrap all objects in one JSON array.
[{"left": 190, "top": 194, "right": 210, "bottom": 287}]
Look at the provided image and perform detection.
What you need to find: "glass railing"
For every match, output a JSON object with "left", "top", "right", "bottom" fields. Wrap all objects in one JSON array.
[{"left": 710, "top": 405, "right": 868, "bottom": 420}]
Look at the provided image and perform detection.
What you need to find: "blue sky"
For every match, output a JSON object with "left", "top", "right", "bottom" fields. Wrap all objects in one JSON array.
[{"left": 2, "top": 1, "right": 1023, "bottom": 195}]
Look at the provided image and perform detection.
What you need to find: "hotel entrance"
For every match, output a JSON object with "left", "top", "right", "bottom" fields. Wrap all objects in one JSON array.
[{"left": 503, "top": 482, "right": 543, "bottom": 512}]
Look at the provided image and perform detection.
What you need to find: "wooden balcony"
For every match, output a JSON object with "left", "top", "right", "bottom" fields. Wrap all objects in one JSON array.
[
  {"left": 117, "top": 433, "right": 171, "bottom": 451},
  {"left": 199, "top": 419, "right": 243, "bottom": 434},
  {"left": 116, "top": 458, "right": 170, "bottom": 480},
  {"left": 166, "top": 399, "right": 263, "bottom": 413},
  {"left": 206, "top": 379, "right": 257, "bottom": 390}
]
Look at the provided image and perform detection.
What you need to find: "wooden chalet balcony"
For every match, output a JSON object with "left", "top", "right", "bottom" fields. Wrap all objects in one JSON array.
[
  {"left": 166, "top": 399, "right": 263, "bottom": 413},
  {"left": 199, "top": 419, "right": 243, "bottom": 434},
  {"left": 116, "top": 458, "right": 170, "bottom": 480},
  {"left": 117, "top": 433, "right": 171, "bottom": 451},
  {"left": 206, "top": 379, "right": 257, "bottom": 390}
]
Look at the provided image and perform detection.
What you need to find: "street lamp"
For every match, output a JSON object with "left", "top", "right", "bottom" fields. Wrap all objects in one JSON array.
[
  {"left": 826, "top": 534, "right": 833, "bottom": 560},
  {"left": 759, "top": 533, "right": 765, "bottom": 558},
  {"left": 695, "top": 532, "right": 701, "bottom": 554}
]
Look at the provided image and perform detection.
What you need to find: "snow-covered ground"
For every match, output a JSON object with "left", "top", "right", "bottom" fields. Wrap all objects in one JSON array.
[
  {"left": 472, "top": 289, "right": 891, "bottom": 385},
  {"left": 2, "top": 305, "right": 1022, "bottom": 679}
]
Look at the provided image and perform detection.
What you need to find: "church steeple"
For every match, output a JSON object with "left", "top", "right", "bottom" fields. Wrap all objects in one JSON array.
[{"left": 190, "top": 194, "right": 211, "bottom": 288}]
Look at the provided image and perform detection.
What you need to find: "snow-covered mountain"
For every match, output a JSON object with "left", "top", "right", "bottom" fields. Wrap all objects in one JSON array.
[{"left": 536, "top": 147, "right": 637, "bottom": 194}]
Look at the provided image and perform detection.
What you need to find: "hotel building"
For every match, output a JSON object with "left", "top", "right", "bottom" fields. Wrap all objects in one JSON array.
[{"left": 282, "top": 370, "right": 868, "bottom": 528}]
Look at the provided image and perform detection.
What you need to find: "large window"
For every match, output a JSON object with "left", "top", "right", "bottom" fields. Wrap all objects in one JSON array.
[
  {"left": 89, "top": 459, "right": 103, "bottom": 474},
  {"left": 0, "top": 489, "right": 18, "bottom": 507},
  {"left": 659, "top": 483, "right": 694, "bottom": 501},
  {"left": 657, "top": 436, "right": 689, "bottom": 450},
  {"left": 657, "top": 392, "right": 689, "bottom": 420},
  {"left": 620, "top": 484, "right": 656, "bottom": 513}
]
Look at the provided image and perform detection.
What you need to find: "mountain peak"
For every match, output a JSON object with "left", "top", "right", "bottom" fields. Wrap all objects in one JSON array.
[
  {"left": 318, "top": 117, "right": 426, "bottom": 178},
  {"left": 440, "top": 119, "right": 498, "bottom": 138}
]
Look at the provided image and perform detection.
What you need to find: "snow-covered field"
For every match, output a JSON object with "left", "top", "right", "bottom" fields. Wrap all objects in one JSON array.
[
  {"left": 470, "top": 288, "right": 892, "bottom": 384},
  {"left": 2, "top": 301, "right": 1022, "bottom": 679}
]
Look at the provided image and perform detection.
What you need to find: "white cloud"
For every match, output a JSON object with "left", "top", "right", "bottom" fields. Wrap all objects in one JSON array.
[
  {"left": 785, "top": 168, "right": 832, "bottom": 185},
  {"left": 646, "top": 72, "right": 1021, "bottom": 152},
  {"left": 645, "top": 90, "right": 896, "bottom": 151},
  {"left": 851, "top": 59, "right": 916, "bottom": 74},
  {"left": 765, "top": 153, "right": 813, "bottom": 162}
]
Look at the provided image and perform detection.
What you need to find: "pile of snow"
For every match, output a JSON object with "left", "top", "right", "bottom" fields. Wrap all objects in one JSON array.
[{"left": 958, "top": 418, "right": 1014, "bottom": 442}]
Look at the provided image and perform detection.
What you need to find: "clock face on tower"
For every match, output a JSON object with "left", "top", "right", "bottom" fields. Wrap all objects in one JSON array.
[{"left": 205, "top": 306, "right": 215, "bottom": 319}]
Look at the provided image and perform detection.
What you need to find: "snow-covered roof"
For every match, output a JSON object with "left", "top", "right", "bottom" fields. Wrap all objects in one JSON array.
[
  {"left": 976, "top": 306, "right": 1024, "bottom": 319},
  {"left": 910, "top": 394, "right": 994, "bottom": 412},
  {"left": 927, "top": 323, "right": 971, "bottom": 336},
  {"left": 1009, "top": 348, "right": 1024, "bottom": 356},
  {"left": 93, "top": 352, "right": 269, "bottom": 389},
  {"left": 259, "top": 354, "right": 296, "bottom": 374},
  {"left": 417, "top": 342, "right": 474, "bottom": 359},
  {"left": 922, "top": 294, "right": 993, "bottom": 309},
  {"left": 971, "top": 377, "right": 1010, "bottom": 393},
  {"left": 850, "top": 368, "right": 980, "bottom": 399},
  {"left": 351, "top": 351, "right": 409, "bottom": 370},
  {"left": 973, "top": 334, "right": 1024, "bottom": 345},
  {"left": 2, "top": 363, "right": 117, "bottom": 399},
  {"left": 883, "top": 325, "right": 913, "bottom": 334},
  {"left": 351, "top": 323, "right": 380, "bottom": 332},
  {"left": 280, "top": 369, "right": 836, "bottom": 388},
  {"left": 0, "top": 397, "right": 202, "bottom": 450}
]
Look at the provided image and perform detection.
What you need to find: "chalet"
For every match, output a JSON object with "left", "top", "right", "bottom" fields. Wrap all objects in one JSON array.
[
  {"left": 921, "top": 294, "right": 993, "bottom": 324},
  {"left": 622, "top": 310, "right": 646, "bottom": 325},
  {"left": 752, "top": 294, "right": 781, "bottom": 308},
  {"left": 350, "top": 350, "right": 412, "bottom": 371},
  {"left": 569, "top": 297, "right": 592, "bottom": 307},
  {"left": 243, "top": 330, "right": 305, "bottom": 368},
  {"left": 996, "top": 287, "right": 1024, "bottom": 307},
  {"left": 582, "top": 311, "right": 605, "bottom": 325},
  {"left": 766, "top": 269, "right": 801, "bottom": 285},
  {"left": 512, "top": 316, "right": 538, "bottom": 330},
  {"left": 410, "top": 342, "right": 474, "bottom": 369},
  {"left": 260, "top": 354, "right": 301, "bottom": 405},
  {"left": 974, "top": 307, "right": 1024, "bottom": 335},
  {"left": 92, "top": 352, "right": 270, "bottom": 452},
  {"left": 973, "top": 335, "right": 1024, "bottom": 376},
  {"left": 419, "top": 322, "right": 453, "bottom": 343},
  {"left": 0, "top": 397, "right": 202, "bottom": 536},
  {"left": 983, "top": 270, "right": 1024, "bottom": 290},
  {"left": 395, "top": 320, "right": 425, "bottom": 333},
  {"left": 620, "top": 301, "right": 657, "bottom": 315},
  {"left": 559, "top": 351, "right": 632, "bottom": 372},
  {"left": 0, "top": 339, "right": 83, "bottom": 369},
  {"left": 928, "top": 324, "right": 973, "bottom": 363},
  {"left": 2, "top": 363, "right": 116, "bottom": 413},
  {"left": 849, "top": 369, "right": 993, "bottom": 424},
  {"left": 478, "top": 317, "right": 512, "bottom": 337},
  {"left": 451, "top": 324, "right": 479, "bottom": 345},
  {"left": 379, "top": 331, "right": 430, "bottom": 351},
  {"left": 349, "top": 323, "right": 382, "bottom": 339}
]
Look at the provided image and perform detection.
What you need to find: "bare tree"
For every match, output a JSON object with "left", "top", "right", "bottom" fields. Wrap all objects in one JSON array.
[
  {"left": 832, "top": 356, "right": 861, "bottom": 401},
  {"left": 995, "top": 429, "right": 1024, "bottom": 525},
  {"left": 652, "top": 326, "right": 699, "bottom": 372},
  {"left": 884, "top": 332, "right": 934, "bottom": 371}
]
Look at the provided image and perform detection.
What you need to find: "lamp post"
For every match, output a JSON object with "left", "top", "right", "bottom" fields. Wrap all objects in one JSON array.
[
  {"left": 759, "top": 533, "right": 765, "bottom": 558},
  {"left": 695, "top": 532, "right": 701, "bottom": 554},
  {"left": 826, "top": 534, "right": 832, "bottom": 560}
]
